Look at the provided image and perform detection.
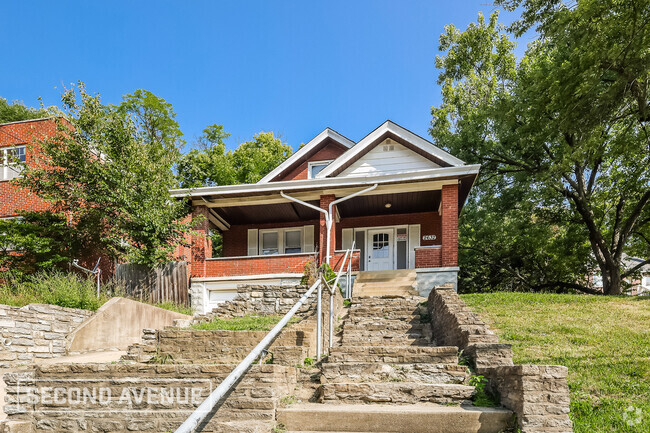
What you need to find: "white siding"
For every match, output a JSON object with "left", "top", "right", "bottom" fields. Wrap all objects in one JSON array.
[{"left": 339, "top": 140, "right": 439, "bottom": 178}]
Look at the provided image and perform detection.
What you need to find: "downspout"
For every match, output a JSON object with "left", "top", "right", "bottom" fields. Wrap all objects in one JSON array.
[{"left": 281, "top": 183, "right": 377, "bottom": 265}]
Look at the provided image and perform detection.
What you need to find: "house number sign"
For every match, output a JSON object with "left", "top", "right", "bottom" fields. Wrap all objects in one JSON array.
[{"left": 422, "top": 235, "right": 437, "bottom": 241}]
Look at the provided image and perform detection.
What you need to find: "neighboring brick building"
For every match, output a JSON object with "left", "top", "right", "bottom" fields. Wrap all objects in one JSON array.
[
  {"left": 171, "top": 121, "right": 480, "bottom": 313},
  {"left": 0, "top": 118, "right": 55, "bottom": 218}
]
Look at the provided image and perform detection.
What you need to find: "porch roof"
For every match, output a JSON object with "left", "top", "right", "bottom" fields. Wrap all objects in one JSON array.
[
  {"left": 171, "top": 165, "right": 479, "bottom": 202},
  {"left": 171, "top": 165, "right": 479, "bottom": 228}
]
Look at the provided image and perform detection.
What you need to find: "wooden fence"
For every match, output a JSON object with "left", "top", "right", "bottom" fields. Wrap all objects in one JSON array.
[{"left": 115, "top": 261, "right": 188, "bottom": 305}]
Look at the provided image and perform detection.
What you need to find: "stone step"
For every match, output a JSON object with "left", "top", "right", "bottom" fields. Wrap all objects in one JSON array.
[
  {"left": 321, "top": 363, "right": 470, "bottom": 384},
  {"left": 341, "top": 336, "right": 433, "bottom": 347},
  {"left": 278, "top": 403, "right": 514, "bottom": 433},
  {"left": 343, "top": 319, "right": 431, "bottom": 333},
  {"left": 327, "top": 346, "right": 458, "bottom": 364},
  {"left": 355, "top": 270, "right": 416, "bottom": 281},
  {"left": 319, "top": 382, "right": 475, "bottom": 404}
]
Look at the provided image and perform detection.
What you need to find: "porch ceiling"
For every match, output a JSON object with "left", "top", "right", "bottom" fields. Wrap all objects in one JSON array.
[
  {"left": 215, "top": 200, "right": 321, "bottom": 225},
  {"left": 337, "top": 190, "right": 441, "bottom": 218}
]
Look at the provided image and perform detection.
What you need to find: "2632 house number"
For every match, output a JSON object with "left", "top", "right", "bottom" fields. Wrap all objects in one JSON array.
[{"left": 422, "top": 235, "right": 437, "bottom": 241}]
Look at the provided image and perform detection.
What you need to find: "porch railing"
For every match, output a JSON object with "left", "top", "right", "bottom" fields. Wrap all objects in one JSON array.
[{"left": 322, "top": 242, "right": 355, "bottom": 351}]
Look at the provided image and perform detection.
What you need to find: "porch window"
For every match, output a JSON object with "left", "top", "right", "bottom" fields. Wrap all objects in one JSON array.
[
  {"left": 1, "top": 145, "right": 26, "bottom": 181},
  {"left": 261, "top": 232, "right": 279, "bottom": 255},
  {"left": 284, "top": 230, "right": 302, "bottom": 254},
  {"left": 259, "top": 227, "right": 304, "bottom": 255},
  {"left": 308, "top": 160, "right": 332, "bottom": 179}
]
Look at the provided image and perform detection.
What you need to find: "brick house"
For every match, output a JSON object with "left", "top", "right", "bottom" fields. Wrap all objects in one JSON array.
[
  {"left": 173, "top": 121, "right": 479, "bottom": 314},
  {"left": 0, "top": 118, "right": 55, "bottom": 219}
]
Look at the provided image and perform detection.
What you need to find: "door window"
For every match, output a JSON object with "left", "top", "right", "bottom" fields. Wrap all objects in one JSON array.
[{"left": 372, "top": 233, "right": 390, "bottom": 258}]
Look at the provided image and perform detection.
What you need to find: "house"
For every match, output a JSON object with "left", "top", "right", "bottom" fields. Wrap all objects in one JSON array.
[
  {"left": 0, "top": 118, "right": 55, "bottom": 219},
  {"left": 171, "top": 120, "right": 480, "bottom": 314},
  {"left": 592, "top": 255, "right": 650, "bottom": 296}
]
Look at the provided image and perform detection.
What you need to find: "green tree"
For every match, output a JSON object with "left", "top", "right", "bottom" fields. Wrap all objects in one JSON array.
[
  {"left": 177, "top": 128, "right": 292, "bottom": 187},
  {"left": 0, "top": 98, "right": 49, "bottom": 124},
  {"left": 177, "top": 124, "right": 236, "bottom": 188},
  {"left": 431, "top": 6, "right": 649, "bottom": 295},
  {"left": 231, "top": 132, "right": 292, "bottom": 184},
  {"left": 10, "top": 83, "right": 192, "bottom": 267}
]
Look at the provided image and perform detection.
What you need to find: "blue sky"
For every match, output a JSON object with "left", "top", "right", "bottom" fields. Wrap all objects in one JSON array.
[{"left": 1, "top": 1, "right": 527, "bottom": 152}]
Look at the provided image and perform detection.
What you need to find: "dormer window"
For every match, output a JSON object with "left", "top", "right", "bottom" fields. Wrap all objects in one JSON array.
[
  {"left": 308, "top": 160, "right": 332, "bottom": 179},
  {"left": 1, "top": 145, "right": 26, "bottom": 181}
]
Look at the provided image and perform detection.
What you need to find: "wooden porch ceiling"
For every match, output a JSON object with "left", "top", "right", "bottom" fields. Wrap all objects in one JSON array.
[{"left": 211, "top": 190, "right": 443, "bottom": 227}]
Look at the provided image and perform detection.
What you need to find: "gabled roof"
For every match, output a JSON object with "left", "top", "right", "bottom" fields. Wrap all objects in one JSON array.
[
  {"left": 258, "top": 127, "right": 355, "bottom": 183},
  {"left": 316, "top": 120, "right": 465, "bottom": 179}
]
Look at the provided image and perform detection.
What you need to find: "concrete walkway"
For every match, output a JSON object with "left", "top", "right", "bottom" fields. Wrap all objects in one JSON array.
[{"left": 35, "top": 350, "right": 126, "bottom": 365}]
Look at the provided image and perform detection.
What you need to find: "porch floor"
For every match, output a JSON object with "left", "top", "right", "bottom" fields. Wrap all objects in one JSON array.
[{"left": 353, "top": 269, "right": 418, "bottom": 297}]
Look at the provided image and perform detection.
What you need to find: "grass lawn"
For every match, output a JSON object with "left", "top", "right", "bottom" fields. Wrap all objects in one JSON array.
[
  {"left": 461, "top": 292, "right": 650, "bottom": 433},
  {"left": 192, "top": 314, "right": 297, "bottom": 331}
]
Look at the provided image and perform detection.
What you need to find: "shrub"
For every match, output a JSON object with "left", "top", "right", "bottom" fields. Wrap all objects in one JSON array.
[{"left": 0, "top": 270, "right": 112, "bottom": 311}]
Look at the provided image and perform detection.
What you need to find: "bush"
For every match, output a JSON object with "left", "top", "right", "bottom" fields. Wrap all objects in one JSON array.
[{"left": 0, "top": 270, "right": 113, "bottom": 311}]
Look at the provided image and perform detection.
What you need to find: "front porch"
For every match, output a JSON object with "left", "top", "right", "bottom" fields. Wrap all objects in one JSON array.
[{"left": 183, "top": 175, "right": 470, "bottom": 313}]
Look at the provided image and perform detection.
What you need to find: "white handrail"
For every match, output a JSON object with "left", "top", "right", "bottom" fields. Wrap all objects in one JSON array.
[
  {"left": 326, "top": 241, "right": 356, "bottom": 350},
  {"left": 174, "top": 278, "right": 321, "bottom": 433}
]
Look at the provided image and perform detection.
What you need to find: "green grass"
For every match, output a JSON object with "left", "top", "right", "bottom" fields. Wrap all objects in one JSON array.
[
  {"left": 152, "top": 301, "right": 193, "bottom": 315},
  {"left": 0, "top": 270, "right": 193, "bottom": 314},
  {"left": 0, "top": 271, "right": 111, "bottom": 311},
  {"left": 191, "top": 314, "right": 297, "bottom": 331},
  {"left": 461, "top": 292, "right": 650, "bottom": 433}
]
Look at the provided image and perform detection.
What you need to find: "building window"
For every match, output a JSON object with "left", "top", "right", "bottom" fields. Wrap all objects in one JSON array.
[
  {"left": 259, "top": 227, "right": 303, "bottom": 255},
  {"left": 1, "top": 145, "right": 27, "bottom": 181},
  {"left": 642, "top": 276, "right": 650, "bottom": 288},
  {"left": 284, "top": 230, "right": 302, "bottom": 254},
  {"left": 261, "top": 232, "right": 279, "bottom": 255},
  {"left": 308, "top": 160, "right": 332, "bottom": 179}
]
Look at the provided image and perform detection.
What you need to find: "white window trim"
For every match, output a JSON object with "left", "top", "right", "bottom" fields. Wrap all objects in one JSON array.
[
  {"left": 1, "top": 145, "right": 27, "bottom": 181},
  {"left": 258, "top": 226, "right": 304, "bottom": 255},
  {"left": 307, "top": 160, "right": 333, "bottom": 179}
]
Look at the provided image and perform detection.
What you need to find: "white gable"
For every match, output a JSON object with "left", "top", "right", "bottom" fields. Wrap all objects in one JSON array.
[{"left": 338, "top": 139, "right": 440, "bottom": 178}]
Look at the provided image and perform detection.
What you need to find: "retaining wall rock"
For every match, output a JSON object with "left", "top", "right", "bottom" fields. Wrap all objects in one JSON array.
[
  {"left": 427, "top": 285, "right": 572, "bottom": 432},
  {"left": 2, "top": 363, "right": 297, "bottom": 433},
  {"left": 0, "top": 305, "right": 91, "bottom": 367}
]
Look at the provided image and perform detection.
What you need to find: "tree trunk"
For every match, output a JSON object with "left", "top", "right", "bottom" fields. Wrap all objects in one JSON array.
[{"left": 602, "top": 264, "right": 623, "bottom": 295}]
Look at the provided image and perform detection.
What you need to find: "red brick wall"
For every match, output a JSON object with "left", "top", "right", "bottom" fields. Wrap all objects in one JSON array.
[
  {"left": 204, "top": 253, "right": 316, "bottom": 277},
  {"left": 441, "top": 183, "right": 459, "bottom": 267},
  {"left": 415, "top": 247, "right": 442, "bottom": 268},
  {"left": 276, "top": 141, "right": 347, "bottom": 181},
  {"left": 336, "top": 211, "right": 441, "bottom": 249},
  {"left": 190, "top": 205, "right": 210, "bottom": 278},
  {"left": 331, "top": 250, "right": 360, "bottom": 272},
  {"left": 0, "top": 119, "right": 57, "bottom": 218},
  {"left": 222, "top": 220, "right": 320, "bottom": 257}
]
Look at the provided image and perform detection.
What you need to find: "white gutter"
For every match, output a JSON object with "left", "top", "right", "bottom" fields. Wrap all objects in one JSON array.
[
  {"left": 171, "top": 165, "right": 480, "bottom": 199},
  {"left": 281, "top": 184, "right": 378, "bottom": 265}
]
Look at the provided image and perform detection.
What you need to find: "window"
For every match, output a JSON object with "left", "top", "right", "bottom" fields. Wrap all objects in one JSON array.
[
  {"left": 1, "top": 145, "right": 27, "bottom": 181},
  {"left": 642, "top": 276, "right": 650, "bottom": 288},
  {"left": 261, "top": 232, "right": 279, "bottom": 255},
  {"left": 284, "top": 230, "right": 302, "bottom": 254},
  {"left": 308, "top": 160, "right": 332, "bottom": 179},
  {"left": 259, "top": 227, "right": 303, "bottom": 255}
]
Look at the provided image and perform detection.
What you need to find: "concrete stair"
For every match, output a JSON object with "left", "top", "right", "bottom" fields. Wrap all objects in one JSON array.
[
  {"left": 320, "top": 382, "right": 475, "bottom": 404},
  {"left": 278, "top": 403, "right": 514, "bottom": 433},
  {"left": 276, "top": 295, "right": 514, "bottom": 432},
  {"left": 353, "top": 270, "right": 418, "bottom": 297}
]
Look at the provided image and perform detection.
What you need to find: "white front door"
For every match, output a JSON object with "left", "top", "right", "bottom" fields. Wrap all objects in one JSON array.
[{"left": 367, "top": 229, "right": 394, "bottom": 271}]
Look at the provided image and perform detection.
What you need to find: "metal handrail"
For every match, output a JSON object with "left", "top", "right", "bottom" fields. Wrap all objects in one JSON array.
[
  {"left": 326, "top": 242, "right": 356, "bottom": 350},
  {"left": 174, "top": 278, "right": 322, "bottom": 433}
]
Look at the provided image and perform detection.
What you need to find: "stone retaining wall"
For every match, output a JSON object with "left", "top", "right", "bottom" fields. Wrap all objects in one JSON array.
[
  {"left": 3, "top": 363, "right": 297, "bottom": 432},
  {"left": 427, "top": 285, "right": 572, "bottom": 433},
  {"left": 0, "top": 305, "right": 91, "bottom": 367},
  {"left": 198, "top": 284, "right": 317, "bottom": 318}
]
